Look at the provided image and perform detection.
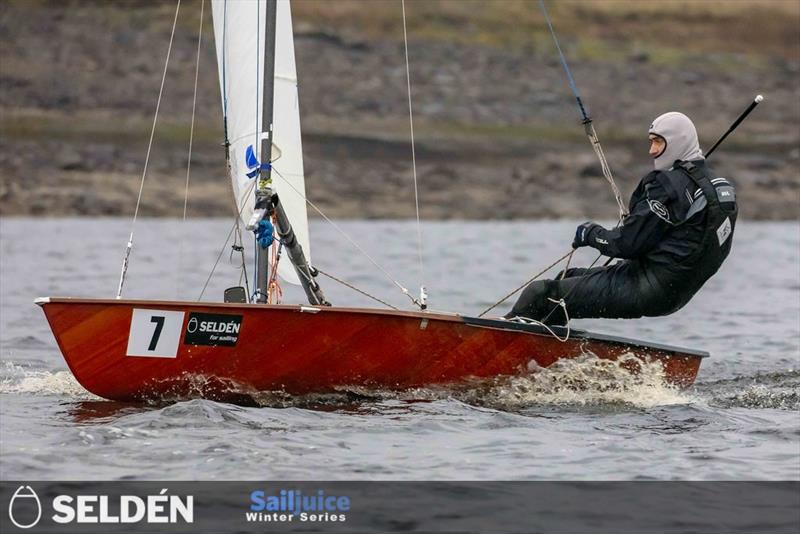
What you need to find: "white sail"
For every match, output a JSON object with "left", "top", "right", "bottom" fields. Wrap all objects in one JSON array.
[{"left": 211, "top": 0, "right": 309, "bottom": 285}]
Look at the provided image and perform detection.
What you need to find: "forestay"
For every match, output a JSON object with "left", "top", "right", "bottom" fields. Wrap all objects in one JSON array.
[{"left": 211, "top": 0, "right": 310, "bottom": 285}]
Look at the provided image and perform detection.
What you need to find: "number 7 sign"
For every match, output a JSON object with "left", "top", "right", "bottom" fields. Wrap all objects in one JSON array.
[{"left": 126, "top": 309, "right": 186, "bottom": 358}]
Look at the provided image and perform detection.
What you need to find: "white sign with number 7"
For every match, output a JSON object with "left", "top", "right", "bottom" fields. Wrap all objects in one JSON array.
[{"left": 126, "top": 309, "right": 186, "bottom": 358}]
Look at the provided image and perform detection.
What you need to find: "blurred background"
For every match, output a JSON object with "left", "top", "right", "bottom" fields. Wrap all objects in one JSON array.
[
  {"left": 1, "top": 2, "right": 798, "bottom": 483},
  {"left": 1, "top": 0, "right": 798, "bottom": 220}
]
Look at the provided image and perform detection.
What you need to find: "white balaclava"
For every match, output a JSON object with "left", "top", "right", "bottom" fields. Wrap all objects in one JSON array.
[{"left": 649, "top": 112, "right": 704, "bottom": 171}]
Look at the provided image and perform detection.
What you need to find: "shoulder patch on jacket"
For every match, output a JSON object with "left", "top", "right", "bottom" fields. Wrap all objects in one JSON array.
[
  {"left": 652, "top": 169, "right": 689, "bottom": 203},
  {"left": 648, "top": 199, "right": 672, "bottom": 223}
]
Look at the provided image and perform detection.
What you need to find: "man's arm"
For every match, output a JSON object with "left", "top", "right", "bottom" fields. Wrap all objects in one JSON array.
[{"left": 573, "top": 175, "right": 675, "bottom": 259}]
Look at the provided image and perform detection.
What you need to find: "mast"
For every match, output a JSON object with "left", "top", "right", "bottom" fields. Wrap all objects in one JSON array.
[
  {"left": 246, "top": 0, "right": 328, "bottom": 306},
  {"left": 250, "top": 0, "right": 278, "bottom": 304}
]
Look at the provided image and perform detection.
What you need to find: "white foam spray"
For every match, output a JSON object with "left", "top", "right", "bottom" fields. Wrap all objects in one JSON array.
[
  {"left": 473, "top": 352, "right": 695, "bottom": 409},
  {"left": 0, "top": 361, "right": 99, "bottom": 400},
  {"left": 248, "top": 352, "right": 698, "bottom": 410}
]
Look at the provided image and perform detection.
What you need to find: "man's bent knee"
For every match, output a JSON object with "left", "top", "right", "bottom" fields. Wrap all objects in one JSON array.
[{"left": 506, "top": 280, "right": 556, "bottom": 320}]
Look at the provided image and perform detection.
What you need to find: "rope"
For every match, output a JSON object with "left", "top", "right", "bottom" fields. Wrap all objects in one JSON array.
[
  {"left": 478, "top": 249, "right": 574, "bottom": 317},
  {"left": 538, "top": 0, "right": 627, "bottom": 219},
  {"left": 559, "top": 249, "right": 574, "bottom": 280},
  {"left": 216, "top": 175, "right": 251, "bottom": 301},
  {"left": 270, "top": 167, "right": 423, "bottom": 308},
  {"left": 507, "top": 299, "right": 571, "bottom": 342},
  {"left": 232, "top": 181, "right": 254, "bottom": 301},
  {"left": 116, "top": 0, "right": 181, "bottom": 298},
  {"left": 540, "top": 250, "right": 604, "bottom": 324},
  {"left": 316, "top": 268, "right": 399, "bottom": 310},
  {"left": 222, "top": 177, "right": 251, "bottom": 301},
  {"left": 198, "top": 180, "right": 257, "bottom": 301},
  {"left": 539, "top": 0, "right": 588, "bottom": 122},
  {"left": 178, "top": 0, "right": 204, "bottom": 299},
  {"left": 401, "top": 0, "right": 426, "bottom": 307},
  {"left": 586, "top": 122, "right": 628, "bottom": 218},
  {"left": 198, "top": 216, "right": 241, "bottom": 301},
  {"left": 267, "top": 220, "right": 283, "bottom": 304},
  {"left": 235, "top": 220, "right": 250, "bottom": 299}
]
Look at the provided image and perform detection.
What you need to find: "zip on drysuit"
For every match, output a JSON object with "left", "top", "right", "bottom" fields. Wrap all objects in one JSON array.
[{"left": 507, "top": 112, "right": 738, "bottom": 323}]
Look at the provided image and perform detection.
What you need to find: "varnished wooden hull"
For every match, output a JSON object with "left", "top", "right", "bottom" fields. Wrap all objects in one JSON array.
[{"left": 37, "top": 298, "right": 705, "bottom": 403}]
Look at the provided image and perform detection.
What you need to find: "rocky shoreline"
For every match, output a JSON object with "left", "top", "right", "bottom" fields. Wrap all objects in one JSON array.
[{"left": 1, "top": 0, "right": 798, "bottom": 219}]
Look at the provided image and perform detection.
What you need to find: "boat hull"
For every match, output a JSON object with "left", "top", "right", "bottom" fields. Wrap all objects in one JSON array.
[{"left": 38, "top": 298, "right": 705, "bottom": 402}]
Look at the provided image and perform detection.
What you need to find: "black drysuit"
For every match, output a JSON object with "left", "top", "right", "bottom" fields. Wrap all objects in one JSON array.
[{"left": 507, "top": 160, "right": 738, "bottom": 323}]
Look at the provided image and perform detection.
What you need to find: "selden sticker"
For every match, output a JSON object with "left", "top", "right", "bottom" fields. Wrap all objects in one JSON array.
[{"left": 184, "top": 313, "right": 242, "bottom": 347}]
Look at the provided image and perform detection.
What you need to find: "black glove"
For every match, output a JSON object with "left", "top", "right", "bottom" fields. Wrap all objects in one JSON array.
[{"left": 572, "top": 222, "right": 601, "bottom": 249}]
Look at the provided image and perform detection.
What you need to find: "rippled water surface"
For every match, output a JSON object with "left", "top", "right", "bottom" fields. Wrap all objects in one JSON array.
[{"left": 1, "top": 218, "right": 798, "bottom": 480}]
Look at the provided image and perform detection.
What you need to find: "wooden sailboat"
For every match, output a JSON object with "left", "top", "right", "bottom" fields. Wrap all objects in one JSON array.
[
  {"left": 37, "top": 298, "right": 704, "bottom": 402},
  {"left": 37, "top": 0, "right": 706, "bottom": 403}
]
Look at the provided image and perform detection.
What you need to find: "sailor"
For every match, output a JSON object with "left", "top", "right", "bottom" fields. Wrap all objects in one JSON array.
[{"left": 507, "top": 112, "right": 738, "bottom": 323}]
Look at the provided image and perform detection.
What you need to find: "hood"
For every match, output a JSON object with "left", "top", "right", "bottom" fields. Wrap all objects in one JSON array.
[{"left": 649, "top": 112, "right": 704, "bottom": 171}]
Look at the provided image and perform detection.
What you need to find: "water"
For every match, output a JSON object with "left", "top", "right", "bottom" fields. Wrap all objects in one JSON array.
[{"left": 0, "top": 218, "right": 798, "bottom": 480}]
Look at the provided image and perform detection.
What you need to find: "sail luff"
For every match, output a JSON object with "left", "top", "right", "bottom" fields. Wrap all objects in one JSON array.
[
  {"left": 211, "top": 0, "right": 264, "bottom": 223},
  {"left": 271, "top": 0, "right": 311, "bottom": 285},
  {"left": 211, "top": 0, "right": 310, "bottom": 287}
]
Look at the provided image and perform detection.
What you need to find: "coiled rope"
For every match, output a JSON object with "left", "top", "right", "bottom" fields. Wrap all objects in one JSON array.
[{"left": 507, "top": 298, "right": 571, "bottom": 342}]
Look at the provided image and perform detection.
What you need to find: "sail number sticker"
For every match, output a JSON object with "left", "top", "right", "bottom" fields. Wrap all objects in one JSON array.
[
  {"left": 126, "top": 309, "right": 186, "bottom": 358},
  {"left": 183, "top": 312, "right": 243, "bottom": 347}
]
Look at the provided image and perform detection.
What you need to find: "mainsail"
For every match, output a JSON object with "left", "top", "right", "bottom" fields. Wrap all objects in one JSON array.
[{"left": 211, "top": 0, "right": 310, "bottom": 285}]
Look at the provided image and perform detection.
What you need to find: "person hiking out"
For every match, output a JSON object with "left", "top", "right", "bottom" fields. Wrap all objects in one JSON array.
[{"left": 507, "top": 112, "right": 738, "bottom": 324}]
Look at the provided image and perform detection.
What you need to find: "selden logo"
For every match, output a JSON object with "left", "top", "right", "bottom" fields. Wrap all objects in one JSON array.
[
  {"left": 7, "top": 487, "right": 193, "bottom": 528},
  {"left": 8, "top": 486, "right": 42, "bottom": 529},
  {"left": 248, "top": 489, "right": 350, "bottom": 523},
  {"left": 52, "top": 489, "right": 193, "bottom": 524},
  {"left": 184, "top": 312, "right": 242, "bottom": 347}
]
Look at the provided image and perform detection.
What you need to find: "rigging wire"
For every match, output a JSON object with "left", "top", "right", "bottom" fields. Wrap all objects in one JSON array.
[
  {"left": 401, "top": 0, "right": 427, "bottom": 309},
  {"left": 234, "top": 217, "right": 250, "bottom": 300},
  {"left": 540, "top": 250, "right": 604, "bottom": 324},
  {"left": 316, "top": 268, "right": 400, "bottom": 311},
  {"left": 538, "top": 0, "right": 627, "bottom": 220},
  {"left": 198, "top": 179, "right": 257, "bottom": 301},
  {"left": 204, "top": 176, "right": 397, "bottom": 311},
  {"left": 116, "top": 0, "right": 181, "bottom": 298},
  {"left": 198, "top": 217, "right": 246, "bottom": 301},
  {"left": 208, "top": 1, "right": 422, "bottom": 310},
  {"left": 270, "top": 167, "right": 423, "bottom": 308},
  {"left": 476, "top": 2, "right": 632, "bottom": 324},
  {"left": 178, "top": 0, "right": 205, "bottom": 300},
  {"left": 478, "top": 249, "right": 574, "bottom": 317}
]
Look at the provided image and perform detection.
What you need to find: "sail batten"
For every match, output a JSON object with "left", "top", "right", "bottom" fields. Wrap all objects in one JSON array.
[{"left": 212, "top": 0, "right": 309, "bottom": 286}]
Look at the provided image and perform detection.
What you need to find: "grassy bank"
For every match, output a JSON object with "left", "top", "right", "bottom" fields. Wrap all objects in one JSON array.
[{"left": 292, "top": 0, "right": 798, "bottom": 59}]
